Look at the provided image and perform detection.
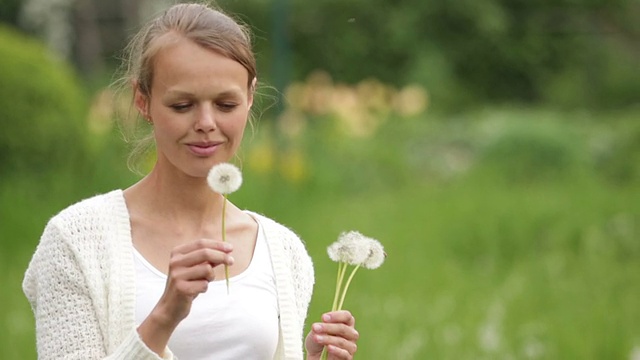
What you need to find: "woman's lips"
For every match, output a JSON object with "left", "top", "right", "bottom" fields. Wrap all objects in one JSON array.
[{"left": 187, "top": 143, "right": 220, "bottom": 156}]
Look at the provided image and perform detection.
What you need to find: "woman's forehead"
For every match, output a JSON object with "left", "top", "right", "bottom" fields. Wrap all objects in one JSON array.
[{"left": 151, "top": 38, "right": 249, "bottom": 94}]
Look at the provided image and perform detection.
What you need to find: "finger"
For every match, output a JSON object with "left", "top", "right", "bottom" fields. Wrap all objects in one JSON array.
[
  {"left": 170, "top": 262, "right": 218, "bottom": 283},
  {"left": 313, "top": 337, "right": 357, "bottom": 359},
  {"left": 171, "top": 238, "right": 234, "bottom": 256},
  {"left": 322, "top": 311, "right": 355, "bottom": 327},
  {"left": 304, "top": 331, "right": 323, "bottom": 355},
  {"left": 326, "top": 344, "right": 355, "bottom": 360},
  {"left": 312, "top": 322, "right": 359, "bottom": 341},
  {"left": 173, "top": 278, "right": 210, "bottom": 297},
  {"left": 171, "top": 248, "right": 235, "bottom": 270}
]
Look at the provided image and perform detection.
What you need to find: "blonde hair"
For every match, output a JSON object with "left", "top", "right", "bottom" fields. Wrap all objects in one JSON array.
[{"left": 114, "top": 3, "right": 257, "bottom": 173}]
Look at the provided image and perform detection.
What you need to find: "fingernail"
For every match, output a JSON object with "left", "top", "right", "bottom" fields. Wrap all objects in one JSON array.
[
  {"left": 316, "top": 335, "right": 324, "bottom": 342},
  {"left": 322, "top": 314, "right": 331, "bottom": 322},
  {"left": 228, "top": 256, "right": 235, "bottom": 265},
  {"left": 223, "top": 243, "right": 233, "bottom": 251},
  {"left": 312, "top": 324, "right": 322, "bottom": 332}
]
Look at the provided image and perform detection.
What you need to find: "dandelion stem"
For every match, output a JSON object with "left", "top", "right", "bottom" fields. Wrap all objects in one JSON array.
[
  {"left": 320, "top": 345, "right": 330, "bottom": 360},
  {"left": 332, "top": 262, "right": 348, "bottom": 311},
  {"left": 222, "top": 196, "right": 230, "bottom": 294},
  {"left": 324, "top": 262, "right": 348, "bottom": 360},
  {"left": 337, "top": 264, "right": 361, "bottom": 310},
  {"left": 320, "top": 347, "right": 328, "bottom": 360}
]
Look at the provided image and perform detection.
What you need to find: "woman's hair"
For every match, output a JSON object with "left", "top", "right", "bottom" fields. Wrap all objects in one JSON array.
[{"left": 114, "top": 2, "right": 256, "bottom": 173}]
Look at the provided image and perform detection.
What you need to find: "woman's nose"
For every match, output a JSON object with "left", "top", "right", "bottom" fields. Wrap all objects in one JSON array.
[{"left": 194, "top": 105, "right": 216, "bottom": 132}]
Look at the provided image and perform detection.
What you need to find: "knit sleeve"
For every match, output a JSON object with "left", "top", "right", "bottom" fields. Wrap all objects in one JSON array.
[
  {"left": 287, "top": 232, "right": 315, "bottom": 328},
  {"left": 22, "top": 218, "right": 169, "bottom": 360}
]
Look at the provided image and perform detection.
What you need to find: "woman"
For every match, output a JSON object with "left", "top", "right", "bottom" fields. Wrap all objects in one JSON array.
[{"left": 22, "top": 3, "right": 359, "bottom": 360}]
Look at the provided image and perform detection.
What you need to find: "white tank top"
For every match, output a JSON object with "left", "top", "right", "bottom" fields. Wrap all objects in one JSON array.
[{"left": 133, "top": 224, "right": 279, "bottom": 360}]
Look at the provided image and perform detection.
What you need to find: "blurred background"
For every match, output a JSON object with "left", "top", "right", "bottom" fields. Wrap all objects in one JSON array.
[{"left": 1, "top": 0, "right": 639, "bottom": 358}]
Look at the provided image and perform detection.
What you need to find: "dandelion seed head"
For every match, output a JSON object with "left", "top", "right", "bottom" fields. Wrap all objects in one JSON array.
[
  {"left": 207, "top": 163, "right": 242, "bottom": 195},
  {"left": 327, "top": 242, "right": 342, "bottom": 262},
  {"left": 327, "top": 231, "right": 370, "bottom": 265},
  {"left": 362, "top": 238, "right": 385, "bottom": 269}
]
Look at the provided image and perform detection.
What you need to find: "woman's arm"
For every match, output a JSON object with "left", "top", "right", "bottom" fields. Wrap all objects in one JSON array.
[
  {"left": 136, "top": 239, "right": 235, "bottom": 354},
  {"left": 23, "top": 220, "right": 168, "bottom": 360},
  {"left": 24, "top": 219, "right": 235, "bottom": 359}
]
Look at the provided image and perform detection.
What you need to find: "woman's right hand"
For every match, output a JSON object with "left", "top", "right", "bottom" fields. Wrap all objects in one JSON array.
[
  {"left": 156, "top": 239, "right": 234, "bottom": 323},
  {"left": 137, "top": 239, "right": 234, "bottom": 355}
]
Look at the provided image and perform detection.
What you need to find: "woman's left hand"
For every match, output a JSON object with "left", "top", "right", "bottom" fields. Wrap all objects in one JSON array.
[{"left": 305, "top": 310, "right": 359, "bottom": 360}]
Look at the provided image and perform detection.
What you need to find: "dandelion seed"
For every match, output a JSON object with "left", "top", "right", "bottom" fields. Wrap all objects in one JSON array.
[{"left": 207, "top": 163, "right": 242, "bottom": 195}]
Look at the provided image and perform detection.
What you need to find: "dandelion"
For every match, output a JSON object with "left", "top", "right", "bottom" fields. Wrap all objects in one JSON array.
[
  {"left": 327, "top": 231, "right": 370, "bottom": 265},
  {"left": 321, "top": 231, "right": 385, "bottom": 360},
  {"left": 362, "top": 237, "right": 386, "bottom": 270},
  {"left": 207, "top": 163, "right": 243, "bottom": 195},
  {"left": 207, "top": 163, "right": 243, "bottom": 293}
]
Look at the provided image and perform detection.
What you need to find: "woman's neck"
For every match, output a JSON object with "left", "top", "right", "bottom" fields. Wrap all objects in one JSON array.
[{"left": 124, "top": 165, "right": 226, "bottom": 231}]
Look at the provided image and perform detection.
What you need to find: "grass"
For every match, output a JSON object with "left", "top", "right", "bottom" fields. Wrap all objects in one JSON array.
[
  {"left": 1, "top": 107, "right": 639, "bottom": 359},
  {"left": 292, "top": 174, "right": 639, "bottom": 359}
]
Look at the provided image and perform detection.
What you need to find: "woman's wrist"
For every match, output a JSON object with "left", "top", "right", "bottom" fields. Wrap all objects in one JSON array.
[
  {"left": 137, "top": 305, "right": 180, "bottom": 356},
  {"left": 150, "top": 302, "right": 181, "bottom": 329}
]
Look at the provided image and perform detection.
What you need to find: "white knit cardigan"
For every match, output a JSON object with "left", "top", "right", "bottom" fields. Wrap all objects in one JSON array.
[{"left": 23, "top": 190, "right": 314, "bottom": 360}]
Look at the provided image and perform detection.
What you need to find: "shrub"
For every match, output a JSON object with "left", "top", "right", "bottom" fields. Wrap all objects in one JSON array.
[{"left": 0, "top": 25, "right": 88, "bottom": 175}]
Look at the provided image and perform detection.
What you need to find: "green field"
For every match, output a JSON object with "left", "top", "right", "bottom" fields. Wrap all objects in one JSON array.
[{"left": 1, "top": 107, "right": 639, "bottom": 359}]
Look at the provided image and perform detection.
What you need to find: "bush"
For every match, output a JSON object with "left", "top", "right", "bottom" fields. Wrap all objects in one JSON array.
[{"left": 0, "top": 25, "right": 88, "bottom": 175}]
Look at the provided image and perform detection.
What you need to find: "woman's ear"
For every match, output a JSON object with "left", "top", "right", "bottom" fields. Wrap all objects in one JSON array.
[
  {"left": 248, "top": 77, "right": 257, "bottom": 108},
  {"left": 133, "top": 81, "right": 150, "bottom": 119}
]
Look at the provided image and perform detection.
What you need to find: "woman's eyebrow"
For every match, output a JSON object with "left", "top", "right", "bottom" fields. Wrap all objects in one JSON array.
[
  {"left": 214, "top": 89, "right": 244, "bottom": 98},
  {"left": 164, "top": 88, "right": 244, "bottom": 98}
]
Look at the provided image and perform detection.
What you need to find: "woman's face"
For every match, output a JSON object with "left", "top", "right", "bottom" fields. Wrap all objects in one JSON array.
[{"left": 135, "top": 37, "right": 253, "bottom": 178}]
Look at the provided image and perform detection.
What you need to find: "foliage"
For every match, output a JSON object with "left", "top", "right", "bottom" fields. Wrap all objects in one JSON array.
[
  {"left": 4, "top": 0, "right": 637, "bottom": 109},
  {"left": 19, "top": 0, "right": 76, "bottom": 58},
  {"left": 0, "top": 0, "right": 22, "bottom": 25},
  {"left": 242, "top": 70, "right": 640, "bottom": 189},
  {"left": 222, "top": 0, "right": 639, "bottom": 110},
  {"left": 591, "top": 110, "right": 640, "bottom": 185},
  {"left": 0, "top": 24, "right": 88, "bottom": 175},
  {"left": 474, "top": 114, "right": 588, "bottom": 183}
]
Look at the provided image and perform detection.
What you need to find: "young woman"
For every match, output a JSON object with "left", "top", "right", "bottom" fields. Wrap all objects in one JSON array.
[{"left": 22, "top": 3, "right": 359, "bottom": 359}]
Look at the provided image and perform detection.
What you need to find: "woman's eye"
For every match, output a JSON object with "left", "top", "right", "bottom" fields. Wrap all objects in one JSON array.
[
  {"left": 170, "top": 103, "right": 192, "bottom": 112},
  {"left": 218, "top": 103, "right": 238, "bottom": 112}
]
